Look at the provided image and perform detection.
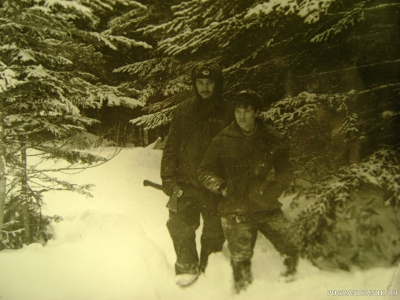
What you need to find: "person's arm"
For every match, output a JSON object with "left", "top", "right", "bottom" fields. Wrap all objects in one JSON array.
[
  {"left": 160, "top": 105, "right": 182, "bottom": 196},
  {"left": 261, "top": 143, "right": 293, "bottom": 199},
  {"left": 198, "top": 137, "right": 226, "bottom": 195},
  {"left": 272, "top": 144, "right": 293, "bottom": 190}
]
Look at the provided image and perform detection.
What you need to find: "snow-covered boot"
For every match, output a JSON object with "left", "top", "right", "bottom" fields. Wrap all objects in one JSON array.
[
  {"left": 231, "top": 260, "right": 253, "bottom": 293},
  {"left": 279, "top": 254, "right": 298, "bottom": 282},
  {"left": 174, "top": 262, "right": 200, "bottom": 287},
  {"left": 175, "top": 272, "right": 199, "bottom": 287}
]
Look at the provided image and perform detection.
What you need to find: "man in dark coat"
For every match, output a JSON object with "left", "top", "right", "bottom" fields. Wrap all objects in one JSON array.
[
  {"left": 198, "top": 90, "right": 299, "bottom": 293},
  {"left": 161, "top": 62, "right": 232, "bottom": 286}
]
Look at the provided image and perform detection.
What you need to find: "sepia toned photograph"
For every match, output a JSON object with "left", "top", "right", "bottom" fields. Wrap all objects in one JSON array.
[{"left": 0, "top": 0, "right": 399, "bottom": 299}]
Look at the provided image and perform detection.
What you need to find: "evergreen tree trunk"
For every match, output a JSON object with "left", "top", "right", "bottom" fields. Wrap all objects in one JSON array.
[
  {"left": 141, "top": 126, "right": 145, "bottom": 147},
  {"left": 0, "top": 99, "right": 5, "bottom": 237},
  {"left": 20, "top": 146, "right": 31, "bottom": 242}
]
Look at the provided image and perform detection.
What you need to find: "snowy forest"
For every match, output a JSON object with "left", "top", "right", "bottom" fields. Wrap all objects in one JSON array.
[{"left": 0, "top": 0, "right": 399, "bottom": 293}]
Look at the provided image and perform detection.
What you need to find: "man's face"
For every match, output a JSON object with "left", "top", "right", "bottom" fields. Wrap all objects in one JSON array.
[
  {"left": 196, "top": 78, "right": 215, "bottom": 99},
  {"left": 235, "top": 105, "right": 259, "bottom": 133}
]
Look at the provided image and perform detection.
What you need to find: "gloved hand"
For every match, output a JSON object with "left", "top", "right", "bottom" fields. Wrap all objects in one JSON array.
[
  {"left": 162, "top": 179, "right": 180, "bottom": 197},
  {"left": 223, "top": 180, "right": 236, "bottom": 199},
  {"left": 218, "top": 182, "right": 227, "bottom": 197}
]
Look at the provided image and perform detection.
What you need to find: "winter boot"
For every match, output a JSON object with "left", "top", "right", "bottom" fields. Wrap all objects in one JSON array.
[
  {"left": 279, "top": 254, "right": 298, "bottom": 283},
  {"left": 175, "top": 263, "right": 200, "bottom": 287},
  {"left": 231, "top": 260, "right": 253, "bottom": 293},
  {"left": 175, "top": 272, "right": 199, "bottom": 287}
]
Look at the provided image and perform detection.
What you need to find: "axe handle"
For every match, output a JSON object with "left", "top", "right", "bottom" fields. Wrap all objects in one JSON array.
[
  {"left": 143, "top": 179, "right": 179, "bottom": 212},
  {"left": 143, "top": 179, "right": 163, "bottom": 190}
]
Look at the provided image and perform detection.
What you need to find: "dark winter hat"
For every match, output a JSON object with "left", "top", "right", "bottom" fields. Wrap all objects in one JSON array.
[
  {"left": 235, "top": 89, "right": 263, "bottom": 111},
  {"left": 191, "top": 62, "right": 223, "bottom": 99},
  {"left": 192, "top": 65, "right": 220, "bottom": 81}
]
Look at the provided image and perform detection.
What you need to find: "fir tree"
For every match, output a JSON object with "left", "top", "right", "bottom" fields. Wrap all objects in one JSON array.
[
  {"left": 125, "top": 0, "right": 399, "bottom": 129},
  {"left": 117, "top": 0, "right": 400, "bottom": 269},
  {"left": 0, "top": 0, "right": 151, "bottom": 248}
]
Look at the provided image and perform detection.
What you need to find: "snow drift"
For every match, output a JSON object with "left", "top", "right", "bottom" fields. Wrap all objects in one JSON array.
[{"left": 0, "top": 146, "right": 399, "bottom": 300}]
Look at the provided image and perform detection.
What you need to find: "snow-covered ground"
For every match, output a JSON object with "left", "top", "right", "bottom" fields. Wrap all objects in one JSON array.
[{"left": 0, "top": 146, "right": 399, "bottom": 300}]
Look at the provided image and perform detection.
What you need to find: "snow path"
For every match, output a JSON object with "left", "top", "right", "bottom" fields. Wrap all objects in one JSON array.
[{"left": 0, "top": 147, "right": 399, "bottom": 300}]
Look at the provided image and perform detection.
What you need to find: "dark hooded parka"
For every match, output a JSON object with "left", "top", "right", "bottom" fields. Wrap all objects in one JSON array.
[
  {"left": 160, "top": 62, "right": 232, "bottom": 276},
  {"left": 161, "top": 63, "right": 232, "bottom": 192}
]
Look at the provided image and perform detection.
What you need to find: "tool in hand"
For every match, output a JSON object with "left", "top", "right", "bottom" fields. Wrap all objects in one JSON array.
[{"left": 143, "top": 179, "right": 181, "bottom": 212}]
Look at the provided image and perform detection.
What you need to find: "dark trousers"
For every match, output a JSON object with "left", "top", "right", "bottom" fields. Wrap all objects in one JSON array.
[
  {"left": 166, "top": 185, "right": 225, "bottom": 274},
  {"left": 221, "top": 210, "right": 298, "bottom": 263}
]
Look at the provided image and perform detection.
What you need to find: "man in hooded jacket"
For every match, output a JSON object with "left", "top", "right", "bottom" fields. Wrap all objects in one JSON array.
[{"left": 161, "top": 62, "right": 232, "bottom": 286}]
